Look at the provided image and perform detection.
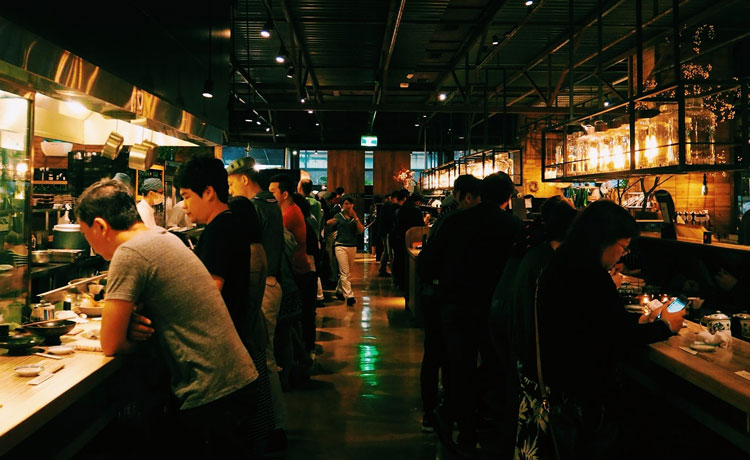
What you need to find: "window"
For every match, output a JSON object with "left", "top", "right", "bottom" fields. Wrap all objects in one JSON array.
[{"left": 299, "top": 150, "right": 328, "bottom": 187}]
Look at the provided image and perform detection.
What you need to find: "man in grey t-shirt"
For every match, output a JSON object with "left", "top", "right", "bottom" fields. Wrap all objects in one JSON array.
[{"left": 76, "top": 179, "right": 258, "bottom": 455}]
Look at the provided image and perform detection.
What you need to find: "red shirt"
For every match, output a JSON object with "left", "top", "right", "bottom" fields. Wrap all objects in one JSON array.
[{"left": 283, "top": 204, "right": 312, "bottom": 274}]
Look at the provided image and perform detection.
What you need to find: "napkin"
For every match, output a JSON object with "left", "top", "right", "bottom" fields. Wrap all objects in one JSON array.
[{"left": 696, "top": 329, "right": 731, "bottom": 348}]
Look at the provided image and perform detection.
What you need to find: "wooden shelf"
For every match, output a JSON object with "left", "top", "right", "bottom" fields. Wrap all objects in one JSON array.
[{"left": 31, "top": 180, "right": 67, "bottom": 185}]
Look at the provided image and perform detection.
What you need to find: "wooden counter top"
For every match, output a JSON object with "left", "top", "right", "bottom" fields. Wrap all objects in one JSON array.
[
  {"left": 647, "top": 320, "right": 750, "bottom": 413},
  {"left": 0, "top": 321, "right": 119, "bottom": 456}
]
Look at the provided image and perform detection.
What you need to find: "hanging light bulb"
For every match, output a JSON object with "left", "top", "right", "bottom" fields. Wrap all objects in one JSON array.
[
  {"left": 260, "top": 21, "right": 272, "bottom": 38},
  {"left": 275, "top": 46, "right": 286, "bottom": 64},
  {"left": 202, "top": 79, "right": 214, "bottom": 98},
  {"left": 286, "top": 66, "right": 295, "bottom": 79},
  {"left": 603, "top": 99, "right": 611, "bottom": 107},
  {"left": 438, "top": 93, "right": 447, "bottom": 101}
]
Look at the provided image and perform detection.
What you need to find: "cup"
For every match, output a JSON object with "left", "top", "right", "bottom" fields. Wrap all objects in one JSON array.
[{"left": 31, "top": 303, "right": 56, "bottom": 321}]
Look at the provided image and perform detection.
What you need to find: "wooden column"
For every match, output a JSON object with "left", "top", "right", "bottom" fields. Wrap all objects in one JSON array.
[
  {"left": 327, "top": 149, "right": 365, "bottom": 209},
  {"left": 373, "top": 150, "right": 411, "bottom": 196}
]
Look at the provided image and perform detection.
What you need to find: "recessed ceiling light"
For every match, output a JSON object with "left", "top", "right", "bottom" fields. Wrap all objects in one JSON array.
[
  {"left": 438, "top": 93, "right": 447, "bottom": 101},
  {"left": 300, "top": 97, "right": 306, "bottom": 103},
  {"left": 603, "top": 99, "right": 611, "bottom": 107},
  {"left": 292, "top": 150, "right": 298, "bottom": 155},
  {"left": 414, "top": 122, "right": 419, "bottom": 127},
  {"left": 400, "top": 82, "right": 409, "bottom": 88},
  {"left": 406, "top": 73, "right": 414, "bottom": 79},
  {"left": 266, "top": 127, "right": 270, "bottom": 132},
  {"left": 525, "top": 0, "right": 533, "bottom": 6},
  {"left": 315, "top": 122, "right": 320, "bottom": 126},
  {"left": 256, "top": 120, "right": 261, "bottom": 125},
  {"left": 491, "top": 35, "right": 500, "bottom": 46},
  {"left": 308, "top": 109, "right": 313, "bottom": 114}
]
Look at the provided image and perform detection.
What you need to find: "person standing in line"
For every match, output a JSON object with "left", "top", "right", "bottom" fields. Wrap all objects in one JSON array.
[
  {"left": 75, "top": 179, "right": 258, "bottom": 457},
  {"left": 226, "top": 157, "right": 289, "bottom": 450},
  {"left": 391, "top": 192, "right": 425, "bottom": 291},
  {"left": 136, "top": 177, "right": 164, "bottom": 228},
  {"left": 376, "top": 192, "right": 397, "bottom": 276},
  {"left": 269, "top": 175, "right": 318, "bottom": 361},
  {"left": 298, "top": 178, "right": 325, "bottom": 306},
  {"left": 326, "top": 196, "right": 365, "bottom": 306}
]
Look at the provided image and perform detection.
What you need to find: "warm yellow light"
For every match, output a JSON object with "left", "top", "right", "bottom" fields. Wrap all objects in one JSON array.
[
  {"left": 645, "top": 135, "right": 658, "bottom": 165},
  {"left": 613, "top": 144, "right": 626, "bottom": 170},
  {"left": 15, "top": 162, "right": 28, "bottom": 175}
]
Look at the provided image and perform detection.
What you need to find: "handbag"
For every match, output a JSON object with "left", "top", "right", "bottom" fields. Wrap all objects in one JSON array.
[{"left": 532, "top": 279, "right": 619, "bottom": 460}]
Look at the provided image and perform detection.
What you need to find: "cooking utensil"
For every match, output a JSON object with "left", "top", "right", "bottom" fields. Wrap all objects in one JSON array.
[
  {"left": 128, "top": 140, "right": 158, "bottom": 171},
  {"left": 31, "top": 250, "right": 50, "bottom": 265},
  {"left": 28, "top": 361, "right": 64, "bottom": 385},
  {"left": 47, "top": 249, "right": 86, "bottom": 263},
  {"left": 23, "top": 320, "right": 76, "bottom": 345},
  {"left": 101, "top": 131, "right": 124, "bottom": 159},
  {"left": 52, "top": 224, "right": 89, "bottom": 251},
  {"left": 37, "top": 273, "right": 107, "bottom": 303}
]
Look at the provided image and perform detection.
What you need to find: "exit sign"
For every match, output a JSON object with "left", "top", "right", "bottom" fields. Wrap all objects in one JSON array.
[{"left": 361, "top": 135, "right": 378, "bottom": 147}]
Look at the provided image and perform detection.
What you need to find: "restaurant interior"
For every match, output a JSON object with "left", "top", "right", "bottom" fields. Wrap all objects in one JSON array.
[{"left": 1, "top": 0, "right": 750, "bottom": 458}]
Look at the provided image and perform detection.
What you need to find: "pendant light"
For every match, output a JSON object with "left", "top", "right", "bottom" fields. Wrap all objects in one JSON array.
[{"left": 202, "top": 17, "right": 213, "bottom": 98}]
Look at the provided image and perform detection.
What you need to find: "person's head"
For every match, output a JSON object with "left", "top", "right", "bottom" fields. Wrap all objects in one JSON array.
[
  {"left": 298, "top": 178, "right": 313, "bottom": 196},
  {"left": 479, "top": 172, "right": 515, "bottom": 208},
  {"left": 335, "top": 186, "right": 345, "bottom": 196},
  {"left": 540, "top": 195, "right": 578, "bottom": 243},
  {"left": 341, "top": 196, "right": 355, "bottom": 213},
  {"left": 226, "top": 156, "right": 262, "bottom": 198},
  {"left": 406, "top": 193, "right": 424, "bottom": 206},
  {"left": 395, "top": 189, "right": 409, "bottom": 205},
  {"left": 292, "top": 192, "right": 312, "bottom": 217},
  {"left": 174, "top": 157, "right": 229, "bottom": 224},
  {"left": 113, "top": 172, "right": 132, "bottom": 188},
  {"left": 4, "top": 231, "right": 24, "bottom": 252},
  {"left": 561, "top": 199, "right": 639, "bottom": 270},
  {"left": 269, "top": 174, "right": 295, "bottom": 207},
  {"left": 326, "top": 191, "right": 339, "bottom": 203},
  {"left": 453, "top": 174, "right": 482, "bottom": 210},
  {"left": 140, "top": 178, "right": 164, "bottom": 206},
  {"left": 75, "top": 180, "right": 142, "bottom": 260}
]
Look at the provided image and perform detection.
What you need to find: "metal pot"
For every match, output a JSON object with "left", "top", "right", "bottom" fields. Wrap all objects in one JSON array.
[
  {"left": 31, "top": 250, "right": 50, "bottom": 265},
  {"left": 52, "top": 224, "right": 89, "bottom": 251},
  {"left": 732, "top": 312, "right": 750, "bottom": 339},
  {"left": 101, "top": 131, "right": 124, "bottom": 159},
  {"left": 128, "top": 140, "right": 157, "bottom": 171},
  {"left": 700, "top": 311, "right": 731, "bottom": 334}
]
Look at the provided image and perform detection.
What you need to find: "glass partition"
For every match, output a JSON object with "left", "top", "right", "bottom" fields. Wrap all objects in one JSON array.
[{"left": 0, "top": 88, "right": 31, "bottom": 325}]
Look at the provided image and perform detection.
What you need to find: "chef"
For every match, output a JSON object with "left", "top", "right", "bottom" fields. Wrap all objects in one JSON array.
[{"left": 136, "top": 177, "right": 164, "bottom": 228}]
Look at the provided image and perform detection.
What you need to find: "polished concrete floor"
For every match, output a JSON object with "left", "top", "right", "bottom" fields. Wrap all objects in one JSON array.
[{"left": 283, "top": 253, "right": 446, "bottom": 460}]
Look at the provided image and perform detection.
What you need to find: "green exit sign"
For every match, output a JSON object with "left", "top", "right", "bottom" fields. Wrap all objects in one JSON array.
[{"left": 361, "top": 135, "right": 378, "bottom": 147}]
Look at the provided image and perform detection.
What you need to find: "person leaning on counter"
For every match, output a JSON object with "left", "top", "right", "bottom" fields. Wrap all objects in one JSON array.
[{"left": 74, "top": 179, "right": 259, "bottom": 458}]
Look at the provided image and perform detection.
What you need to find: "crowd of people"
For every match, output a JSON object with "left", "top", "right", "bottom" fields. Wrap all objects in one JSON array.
[{"left": 76, "top": 156, "right": 368, "bottom": 458}]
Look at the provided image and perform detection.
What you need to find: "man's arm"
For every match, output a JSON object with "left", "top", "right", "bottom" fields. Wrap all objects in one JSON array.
[{"left": 101, "top": 299, "right": 141, "bottom": 356}]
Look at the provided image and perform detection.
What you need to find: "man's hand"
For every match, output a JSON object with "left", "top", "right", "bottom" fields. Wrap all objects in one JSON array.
[
  {"left": 660, "top": 301, "right": 686, "bottom": 333},
  {"left": 128, "top": 312, "right": 155, "bottom": 342}
]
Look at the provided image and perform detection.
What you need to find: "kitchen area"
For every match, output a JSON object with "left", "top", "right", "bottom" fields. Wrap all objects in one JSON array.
[{"left": 0, "top": 18, "right": 220, "bottom": 458}]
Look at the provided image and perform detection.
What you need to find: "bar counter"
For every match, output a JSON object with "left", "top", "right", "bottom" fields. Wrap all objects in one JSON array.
[{"left": 0, "top": 321, "right": 119, "bottom": 457}]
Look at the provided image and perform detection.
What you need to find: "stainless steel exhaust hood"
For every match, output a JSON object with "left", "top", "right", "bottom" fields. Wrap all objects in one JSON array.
[{"left": 0, "top": 17, "right": 223, "bottom": 146}]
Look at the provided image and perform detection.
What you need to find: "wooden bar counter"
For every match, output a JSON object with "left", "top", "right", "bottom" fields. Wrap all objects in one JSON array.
[{"left": 0, "top": 321, "right": 120, "bottom": 457}]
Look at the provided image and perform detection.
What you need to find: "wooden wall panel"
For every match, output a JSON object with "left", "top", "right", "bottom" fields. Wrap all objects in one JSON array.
[
  {"left": 373, "top": 150, "right": 411, "bottom": 196},
  {"left": 646, "top": 172, "right": 733, "bottom": 234},
  {"left": 327, "top": 149, "right": 365, "bottom": 209}
]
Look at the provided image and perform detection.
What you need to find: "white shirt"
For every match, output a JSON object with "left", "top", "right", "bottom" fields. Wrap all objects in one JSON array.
[{"left": 137, "top": 199, "right": 157, "bottom": 228}]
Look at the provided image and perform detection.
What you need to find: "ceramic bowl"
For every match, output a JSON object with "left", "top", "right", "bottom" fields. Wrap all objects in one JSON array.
[
  {"left": 14, "top": 364, "right": 43, "bottom": 377},
  {"left": 23, "top": 320, "right": 75, "bottom": 345}
]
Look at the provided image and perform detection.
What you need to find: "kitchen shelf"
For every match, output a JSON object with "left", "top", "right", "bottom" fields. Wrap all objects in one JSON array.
[{"left": 32, "top": 180, "right": 67, "bottom": 185}]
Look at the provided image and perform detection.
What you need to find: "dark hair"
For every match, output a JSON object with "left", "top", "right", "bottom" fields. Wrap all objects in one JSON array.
[
  {"left": 341, "top": 196, "right": 355, "bottom": 205},
  {"left": 395, "top": 189, "right": 410, "bottom": 201},
  {"left": 453, "top": 174, "right": 481, "bottom": 202},
  {"left": 299, "top": 178, "right": 313, "bottom": 195},
  {"left": 76, "top": 180, "right": 141, "bottom": 230},
  {"left": 174, "top": 156, "right": 229, "bottom": 203},
  {"left": 335, "top": 186, "right": 345, "bottom": 195},
  {"left": 292, "top": 192, "right": 312, "bottom": 217},
  {"left": 480, "top": 172, "right": 515, "bottom": 205},
  {"left": 560, "top": 199, "right": 639, "bottom": 263},
  {"left": 4, "top": 231, "right": 24, "bottom": 246},
  {"left": 406, "top": 193, "right": 424, "bottom": 204},
  {"left": 540, "top": 196, "right": 578, "bottom": 242},
  {"left": 270, "top": 174, "right": 295, "bottom": 197},
  {"left": 326, "top": 191, "right": 339, "bottom": 201}
]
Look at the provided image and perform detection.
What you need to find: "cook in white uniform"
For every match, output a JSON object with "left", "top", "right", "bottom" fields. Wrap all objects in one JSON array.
[{"left": 136, "top": 177, "right": 164, "bottom": 228}]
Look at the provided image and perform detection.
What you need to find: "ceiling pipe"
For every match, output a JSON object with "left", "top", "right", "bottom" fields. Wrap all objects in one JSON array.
[
  {"left": 370, "top": 0, "right": 407, "bottom": 132},
  {"left": 277, "top": 0, "right": 323, "bottom": 103}
]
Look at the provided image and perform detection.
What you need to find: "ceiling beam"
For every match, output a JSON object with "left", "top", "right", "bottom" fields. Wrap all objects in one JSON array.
[
  {"left": 425, "top": 0, "right": 509, "bottom": 103},
  {"left": 236, "top": 102, "right": 581, "bottom": 115},
  {"left": 370, "top": 0, "right": 408, "bottom": 131},
  {"left": 277, "top": 0, "right": 323, "bottom": 103}
]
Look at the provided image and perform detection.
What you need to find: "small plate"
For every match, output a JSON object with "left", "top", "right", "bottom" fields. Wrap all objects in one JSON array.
[
  {"left": 46, "top": 345, "right": 74, "bottom": 355},
  {"left": 14, "top": 364, "right": 43, "bottom": 377},
  {"left": 689, "top": 341, "right": 719, "bottom": 352}
]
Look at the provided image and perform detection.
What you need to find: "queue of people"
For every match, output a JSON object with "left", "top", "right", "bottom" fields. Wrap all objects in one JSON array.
[
  {"left": 412, "top": 172, "right": 687, "bottom": 459},
  {"left": 75, "top": 156, "right": 372, "bottom": 458}
]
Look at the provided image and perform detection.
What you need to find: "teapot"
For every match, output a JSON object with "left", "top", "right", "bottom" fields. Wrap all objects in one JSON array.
[
  {"left": 731, "top": 312, "right": 750, "bottom": 339},
  {"left": 700, "top": 311, "right": 731, "bottom": 334},
  {"left": 30, "top": 301, "right": 56, "bottom": 322}
]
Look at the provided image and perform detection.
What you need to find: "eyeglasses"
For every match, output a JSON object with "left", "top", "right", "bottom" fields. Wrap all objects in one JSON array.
[{"left": 616, "top": 241, "right": 630, "bottom": 256}]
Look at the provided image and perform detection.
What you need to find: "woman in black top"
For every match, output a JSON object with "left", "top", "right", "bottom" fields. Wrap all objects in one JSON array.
[{"left": 536, "top": 200, "right": 684, "bottom": 459}]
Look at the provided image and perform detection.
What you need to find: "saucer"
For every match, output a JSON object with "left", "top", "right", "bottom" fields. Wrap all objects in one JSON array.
[
  {"left": 46, "top": 345, "right": 74, "bottom": 355},
  {"left": 689, "top": 341, "right": 719, "bottom": 352}
]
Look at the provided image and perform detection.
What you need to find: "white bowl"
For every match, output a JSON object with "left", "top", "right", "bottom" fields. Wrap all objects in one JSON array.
[
  {"left": 47, "top": 345, "right": 74, "bottom": 355},
  {"left": 15, "top": 364, "right": 43, "bottom": 377},
  {"left": 40, "top": 141, "right": 73, "bottom": 157},
  {"left": 79, "top": 305, "right": 103, "bottom": 317}
]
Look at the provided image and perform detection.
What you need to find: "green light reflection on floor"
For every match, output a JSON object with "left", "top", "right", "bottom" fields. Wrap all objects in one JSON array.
[{"left": 358, "top": 344, "right": 381, "bottom": 392}]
